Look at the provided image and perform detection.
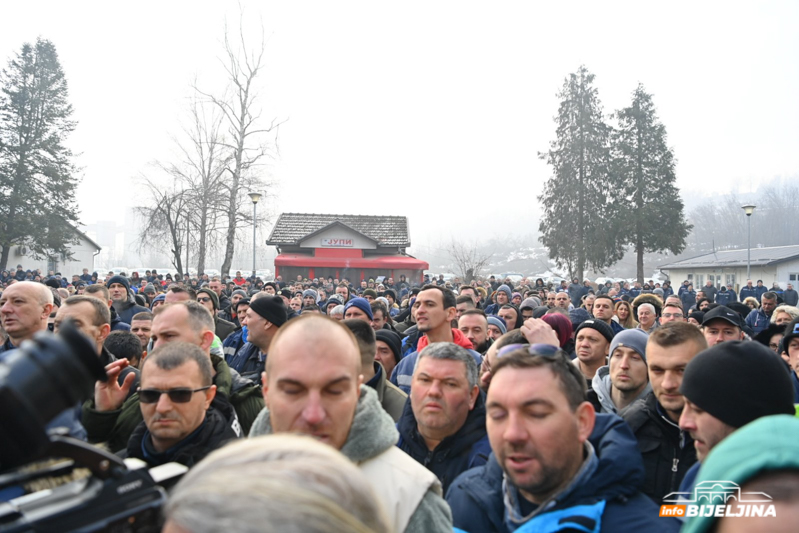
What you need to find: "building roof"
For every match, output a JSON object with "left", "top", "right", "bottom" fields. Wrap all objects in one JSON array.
[
  {"left": 267, "top": 213, "right": 410, "bottom": 247},
  {"left": 660, "top": 245, "right": 799, "bottom": 270}
]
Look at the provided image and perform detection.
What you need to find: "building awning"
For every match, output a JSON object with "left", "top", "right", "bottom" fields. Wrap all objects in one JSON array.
[{"left": 274, "top": 253, "right": 429, "bottom": 270}]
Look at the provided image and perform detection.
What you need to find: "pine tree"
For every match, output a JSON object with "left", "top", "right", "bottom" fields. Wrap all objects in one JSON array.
[
  {"left": 538, "top": 65, "right": 624, "bottom": 281},
  {"left": 612, "top": 84, "right": 691, "bottom": 282},
  {"left": 0, "top": 38, "right": 80, "bottom": 270}
]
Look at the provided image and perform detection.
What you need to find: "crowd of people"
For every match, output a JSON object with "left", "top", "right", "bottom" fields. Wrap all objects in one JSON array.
[{"left": 1, "top": 266, "right": 798, "bottom": 532}]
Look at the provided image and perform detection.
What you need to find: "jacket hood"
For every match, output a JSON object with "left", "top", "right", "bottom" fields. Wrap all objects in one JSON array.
[
  {"left": 591, "top": 366, "right": 652, "bottom": 415},
  {"left": 249, "top": 385, "right": 399, "bottom": 463},
  {"left": 416, "top": 328, "right": 474, "bottom": 352},
  {"left": 683, "top": 414, "right": 799, "bottom": 533}
]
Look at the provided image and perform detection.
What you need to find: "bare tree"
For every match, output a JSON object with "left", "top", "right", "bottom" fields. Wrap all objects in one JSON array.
[
  {"left": 135, "top": 181, "right": 190, "bottom": 276},
  {"left": 447, "top": 239, "right": 493, "bottom": 283},
  {"left": 196, "top": 19, "right": 285, "bottom": 277}
]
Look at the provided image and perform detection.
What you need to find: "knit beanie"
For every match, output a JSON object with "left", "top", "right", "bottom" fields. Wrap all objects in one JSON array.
[
  {"left": 302, "top": 289, "right": 318, "bottom": 302},
  {"left": 569, "top": 307, "right": 592, "bottom": 330},
  {"left": 232, "top": 289, "right": 247, "bottom": 299},
  {"left": 249, "top": 295, "right": 288, "bottom": 327},
  {"left": 375, "top": 330, "right": 402, "bottom": 364},
  {"left": 609, "top": 328, "right": 649, "bottom": 364},
  {"left": 519, "top": 297, "right": 539, "bottom": 311},
  {"left": 144, "top": 283, "right": 156, "bottom": 294},
  {"left": 363, "top": 288, "right": 378, "bottom": 299},
  {"left": 197, "top": 288, "right": 219, "bottom": 311},
  {"left": 496, "top": 284, "right": 512, "bottom": 300},
  {"left": 680, "top": 341, "right": 795, "bottom": 429},
  {"left": 107, "top": 275, "right": 130, "bottom": 294},
  {"left": 150, "top": 293, "right": 165, "bottom": 309},
  {"left": 344, "top": 297, "right": 373, "bottom": 320},
  {"left": 487, "top": 315, "right": 507, "bottom": 335},
  {"left": 574, "top": 319, "right": 615, "bottom": 344}
]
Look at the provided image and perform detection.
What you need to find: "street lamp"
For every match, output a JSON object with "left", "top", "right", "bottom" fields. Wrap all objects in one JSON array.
[
  {"left": 742, "top": 204, "right": 756, "bottom": 280},
  {"left": 249, "top": 192, "right": 262, "bottom": 279}
]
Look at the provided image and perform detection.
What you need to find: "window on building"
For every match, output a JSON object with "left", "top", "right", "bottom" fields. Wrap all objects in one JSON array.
[
  {"left": 789, "top": 273, "right": 798, "bottom": 282},
  {"left": 695, "top": 274, "right": 704, "bottom": 287},
  {"left": 725, "top": 274, "right": 736, "bottom": 287}
]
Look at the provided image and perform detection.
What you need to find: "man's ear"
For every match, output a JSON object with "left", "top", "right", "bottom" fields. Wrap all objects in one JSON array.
[
  {"left": 576, "top": 401, "right": 596, "bottom": 443},
  {"left": 203, "top": 384, "right": 217, "bottom": 409},
  {"left": 200, "top": 330, "right": 215, "bottom": 351},
  {"left": 468, "top": 385, "right": 479, "bottom": 410},
  {"left": 261, "top": 372, "right": 269, "bottom": 401}
]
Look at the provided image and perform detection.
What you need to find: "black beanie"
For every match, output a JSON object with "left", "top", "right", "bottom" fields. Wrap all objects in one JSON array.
[
  {"left": 375, "top": 329, "right": 402, "bottom": 364},
  {"left": 249, "top": 296, "right": 288, "bottom": 327},
  {"left": 680, "top": 341, "right": 795, "bottom": 429},
  {"left": 107, "top": 275, "right": 130, "bottom": 294},
  {"left": 574, "top": 319, "right": 615, "bottom": 344}
]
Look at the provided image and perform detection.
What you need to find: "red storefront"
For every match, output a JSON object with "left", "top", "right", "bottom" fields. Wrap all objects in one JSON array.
[{"left": 266, "top": 213, "right": 428, "bottom": 283}]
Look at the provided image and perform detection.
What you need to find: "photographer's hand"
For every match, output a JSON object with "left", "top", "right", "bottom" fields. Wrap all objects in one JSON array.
[
  {"left": 95, "top": 359, "right": 136, "bottom": 411},
  {"left": 520, "top": 318, "right": 560, "bottom": 347}
]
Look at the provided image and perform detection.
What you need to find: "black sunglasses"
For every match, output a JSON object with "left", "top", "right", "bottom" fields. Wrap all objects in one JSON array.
[{"left": 138, "top": 386, "right": 211, "bottom": 404}]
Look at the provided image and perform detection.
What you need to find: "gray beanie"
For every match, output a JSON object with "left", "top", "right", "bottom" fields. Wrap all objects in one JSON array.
[
  {"left": 609, "top": 328, "right": 649, "bottom": 364},
  {"left": 487, "top": 315, "right": 507, "bottom": 335}
]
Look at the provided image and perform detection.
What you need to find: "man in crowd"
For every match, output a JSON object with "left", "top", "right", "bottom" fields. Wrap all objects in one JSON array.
[
  {"left": 124, "top": 342, "right": 241, "bottom": 466},
  {"left": 659, "top": 302, "right": 685, "bottom": 325},
  {"left": 458, "top": 309, "right": 491, "bottom": 355},
  {"left": 84, "top": 284, "right": 131, "bottom": 332},
  {"left": 784, "top": 282, "right": 799, "bottom": 306},
  {"left": 636, "top": 303, "right": 658, "bottom": 333},
  {"left": 227, "top": 295, "right": 287, "bottom": 384},
  {"left": 589, "top": 329, "right": 651, "bottom": 415},
  {"left": 739, "top": 279, "right": 758, "bottom": 301},
  {"left": 397, "top": 342, "right": 490, "bottom": 494},
  {"left": 622, "top": 322, "right": 706, "bottom": 503},
  {"left": 249, "top": 315, "right": 453, "bottom": 533},
  {"left": 104, "top": 330, "right": 144, "bottom": 369},
  {"left": 343, "top": 297, "right": 373, "bottom": 322},
  {"left": 677, "top": 340, "right": 795, "bottom": 492},
  {"left": 343, "top": 319, "right": 407, "bottom": 422},
  {"left": 458, "top": 285, "right": 480, "bottom": 309},
  {"left": 197, "top": 288, "right": 236, "bottom": 342},
  {"left": 208, "top": 277, "right": 230, "bottom": 311},
  {"left": 455, "top": 295, "right": 476, "bottom": 319},
  {"left": 554, "top": 291, "right": 571, "bottom": 311},
  {"left": 391, "top": 285, "right": 480, "bottom": 394},
  {"left": 107, "top": 275, "right": 149, "bottom": 325},
  {"left": 446, "top": 346, "right": 672, "bottom": 532},
  {"left": 745, "top": 290, "right": 778, "bottom": 334},
  {"left": 572, "top": 319, "right": 614, "bottom": 387},
  {"left": 701, "top": 280, "right": 717, "bottom": 303},
  {"left": 130, "top": 311, "right": 153, "bottom": 351},
  {"left": 484, "top": 284, "right": 511, "bottom": 315},
  {"left": 591, "top": 294, "right": 625, "bottom": 335},
  {"left": 702, "top": 305, "right": 745, "bottom": 346}
]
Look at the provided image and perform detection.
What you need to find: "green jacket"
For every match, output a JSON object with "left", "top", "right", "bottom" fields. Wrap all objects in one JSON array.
[{"left": 83, "top": 354, "right": 263, "bottom": 452}]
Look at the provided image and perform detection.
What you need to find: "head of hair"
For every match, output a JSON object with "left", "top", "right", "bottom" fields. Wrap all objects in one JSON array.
[
  {"left": 329, "top": 304, "right": 345, "bottom": 317},
  {"left": 648, "top": 321, "right": 708, "bottom": 350},
  {"left": 143, "top": 341, "right": 213, "bottom": 386},
  {"left": 132, "top": 311, "right": 153, "bottom": 322},
  {"left": 104, "top": 330, "right": 143, "bottom": 367},
  {"left": 164, "top": 434, "right": 390, "bottom": 533},
  {"left": 417, "top": 342, "right": 479, "bottom": 389},
  {"left": 771, "top": 305, "right": 799, "bottom": 324},
  {"left": 455, "top": 294, "right": 476, "bottom": 308},
  {"left": 662, "top": 301, "right": 684, "bottom": 313},
  {"left": 154, "top": 301, "right": 214, "bottom": 334},
  {"left": 594, "top": 294, "right": 614, "bottom": 305},
  {"left": 169, "top": 285, "right": 197, "bottom": 300},
  {"left": 492, "top": 348, "right": 587, "bottom": 411},
  {"left": 341, "top": 319, "right": 377, "bottom": 368},
  {"left": 63, "top": 295, "right": 111, "bottom": 326},
  {"left": 762, "top": 291, "right": 778, "bottom": 301},
  {"left": 369, "top": 300, "right": 388, "bottom": 318},
  {"left": 419, "top": 283, "right": 456, "bottom": 310},
  {"left": 85, "top": 284, "right": 110, "bottom": 300},
  {"left": 460, "top": 308, "right": 487, "bottom": 321}
]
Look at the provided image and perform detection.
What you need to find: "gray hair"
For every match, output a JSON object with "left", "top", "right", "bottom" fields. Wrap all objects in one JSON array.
[
  {"left": 329, "top": 304, "right": 345, "bottom": 317},
  {"left": 143, "top": 341, "right": 213, "bottom": 386},
  {"left": 638, "top": 303, "right": 656, "bottom": 317},
  {"left": 771, "top": 305, "right": 799, "bottom": 324},
  {"left": 165, "top": 435, "right": 389, "bottom": 533},
  {"left": 416, "top": 342, "right": 479, "bottom": 389}
]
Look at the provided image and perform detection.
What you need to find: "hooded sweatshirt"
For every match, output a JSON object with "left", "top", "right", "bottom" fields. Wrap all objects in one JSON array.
[
  {"left": 249, "top": 386, "right": 453, "bottom": 533},
  {"left": 589, "top": 366, "right": 652, "bottom": 416}
]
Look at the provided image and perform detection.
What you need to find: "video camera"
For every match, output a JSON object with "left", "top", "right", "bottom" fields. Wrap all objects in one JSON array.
[{"left": 0, "top": 322, "right": 185, "bottom": 532}]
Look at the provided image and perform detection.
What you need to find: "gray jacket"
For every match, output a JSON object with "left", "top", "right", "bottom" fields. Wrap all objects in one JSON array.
[{"left": 591, "top": 366, "right": 652, "bottom": 416}]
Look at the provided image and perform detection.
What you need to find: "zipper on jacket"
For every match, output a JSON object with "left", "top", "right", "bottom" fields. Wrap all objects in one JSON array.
[{"left": 672, "top": 457, "right": 679, "bottom": 473}]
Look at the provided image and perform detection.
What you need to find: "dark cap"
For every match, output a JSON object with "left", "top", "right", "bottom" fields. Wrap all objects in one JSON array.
[
  {"left": 574, "top": 319, "right": 615, "bottom": 344},
  {"left": 249, "top": 296, "right": 288, "bottom": 327},
  {"left": 375, "top": 330, "right": 402, "bottom": 364},
  {"left": 702, "top": 305, "right": 743, "bottom": 329}
]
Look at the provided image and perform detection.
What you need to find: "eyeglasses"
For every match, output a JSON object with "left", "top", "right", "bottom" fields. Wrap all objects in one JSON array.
[
  {"left": 662, "top": 313, "right": 684, "bottom": 319},
  {"left": 138, "top": 386, "right": 211, "bottom": 404},
  {"left": 197, "top": 297, "right": 212, "bottom": 303}
]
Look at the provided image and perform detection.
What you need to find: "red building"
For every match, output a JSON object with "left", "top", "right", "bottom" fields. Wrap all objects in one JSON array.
[{"left": 267, "top": 213, "right": 429, "bottom": 283}]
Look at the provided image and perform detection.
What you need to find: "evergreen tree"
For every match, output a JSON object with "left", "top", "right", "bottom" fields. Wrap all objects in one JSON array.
[
  {"left": 0, "top": 38, "right": 80, "bottom": 270},
  {"left": 538, "top": 65, "right": 624, "bottom": 281},
  {"left": 612, "top": 84, "right": 691, "bottom": 282}
]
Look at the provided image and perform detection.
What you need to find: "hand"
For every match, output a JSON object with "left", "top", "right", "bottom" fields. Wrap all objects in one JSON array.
[
  {"left": 520, "top": 318, "right": 560, "bottom": 348},
  {"left": 95, "top": 359, "right": 136, "bottom": 412}
]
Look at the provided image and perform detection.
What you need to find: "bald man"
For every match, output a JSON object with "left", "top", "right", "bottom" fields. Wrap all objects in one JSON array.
[
  {"left": 0, "top": 281, "right": 54, "bottom": 352},
  {"left": 249, "top": 315, "right": 452, "bottom": 533}
]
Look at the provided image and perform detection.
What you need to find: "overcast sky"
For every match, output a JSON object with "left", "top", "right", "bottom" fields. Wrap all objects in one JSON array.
[{"left": 2, "top": 1, "right": 798, "bottom": 256}]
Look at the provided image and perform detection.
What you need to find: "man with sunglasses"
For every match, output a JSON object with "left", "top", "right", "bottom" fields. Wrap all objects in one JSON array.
[
  {"left": 125, "top": 342, "right": 241, "bottom": 467},
  {"left": 447, "top": 344, "right": 673, "bottom": 532}
]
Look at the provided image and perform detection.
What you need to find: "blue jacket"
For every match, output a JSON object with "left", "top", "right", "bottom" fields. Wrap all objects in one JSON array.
[
  {"left": 397, "top": 390, "right": 491, "bottom": 494},
  {"left": 391, "top": 348, "right": 482, "bottom": 395},
  {"left": 226, "top": 342, "right": 264, "bottom": 384},
  {"left": 745, "top": 308, "right": 771, "bottom": 335},
  {"left": 446, "top": 413, "right": 679, "bottom": 533},
  {"left": 739, "top": 285, "right": 757, "bottom": 301},
  {"left": 679, "top": 290, "right": 696, "bottom": 311},
  {"left": 714, "top": 289, "right": 733, "bottom": 306},
  {"left": 755, "top": 285, "right": 767, "bottom": 301},
  {"left": 223, "top": 327, "right": 247, "bottom": 360},
  {"left": 484, "top": 303, "right": 500, "bottom": 316}
]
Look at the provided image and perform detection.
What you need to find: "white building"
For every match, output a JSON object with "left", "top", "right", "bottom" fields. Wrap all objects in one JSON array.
[
  {"left": 7, "top": 227, "right": 101, "bottom": 277},
  {"left": 659, "top": 245, "right": 799, "bottom": 290}
]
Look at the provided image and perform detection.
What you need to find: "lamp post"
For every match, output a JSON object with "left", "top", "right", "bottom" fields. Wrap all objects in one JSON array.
[
  {"left": 742, "top": 204, "right": 756, "bottom": 280},
  {"left": 248, "top": 192, "right": 262, "bottom": 279}
]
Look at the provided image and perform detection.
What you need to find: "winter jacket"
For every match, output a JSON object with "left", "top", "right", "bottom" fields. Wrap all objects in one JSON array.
[
  {"left": 83, "top": 354, "right": 263, "bottom": 452},
  {"left": 109, "top": 309, "right": 131, "bottom": 332},
  {"left": 567, "top": 283, "right": 583, "bottom": 307},
  {"left": 745, "top": 308, "right": 772, "bottom": 335},
  {"left": 680, "top": 290, "right": 696, "bottom": 311},
  {"left": 701, "top": 284, "right": 717, "bottom": 303},
  {"left": 226, "top": 341, "right": 264, "bottom": 384},
  {"left": 250, "top": 386, "right": 453, "bottom": 533},
  {"left": 124, "top": 398, "right": 242, "bottom": 467},
  {"left": 784, "top": 288, "right": 799, "bottom": 307},
  {"left": 365, "top": 361, "right": 408, "bottom": 422},
  {"left": 214, "top": 316, "right": 236, "bottom": 342},
  {"left": 222, "top": 327, "right": 247, "bottom": 361},
  {"left": 738, "top": 285, "right": 757, "bottom": 301},
  {"left": 446, "top": 413, "right": 678, "bottom": 533},
  {"left": 622, "top": 392, "right": 697, "bottom": 504},
  {"left": 683, "top": 415, "right": 799, "bottom": 533},
  {"left": 588, "top": 366, "right": 651, "bottom": 416},
  {"left": 755, "top": 284, "right": 767, "bottom": 301},
  {"left": 391, "top": 330, "right": 481, "bottom": 394},
  {"left": 397, "top": 390, "right": 490, "bottom": 494},
  {"left": 112, "top": 292, "right": 150, "bottom": 326},
  {"left": 714, "top": 288, "right": 733, "bottom": 306}
]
